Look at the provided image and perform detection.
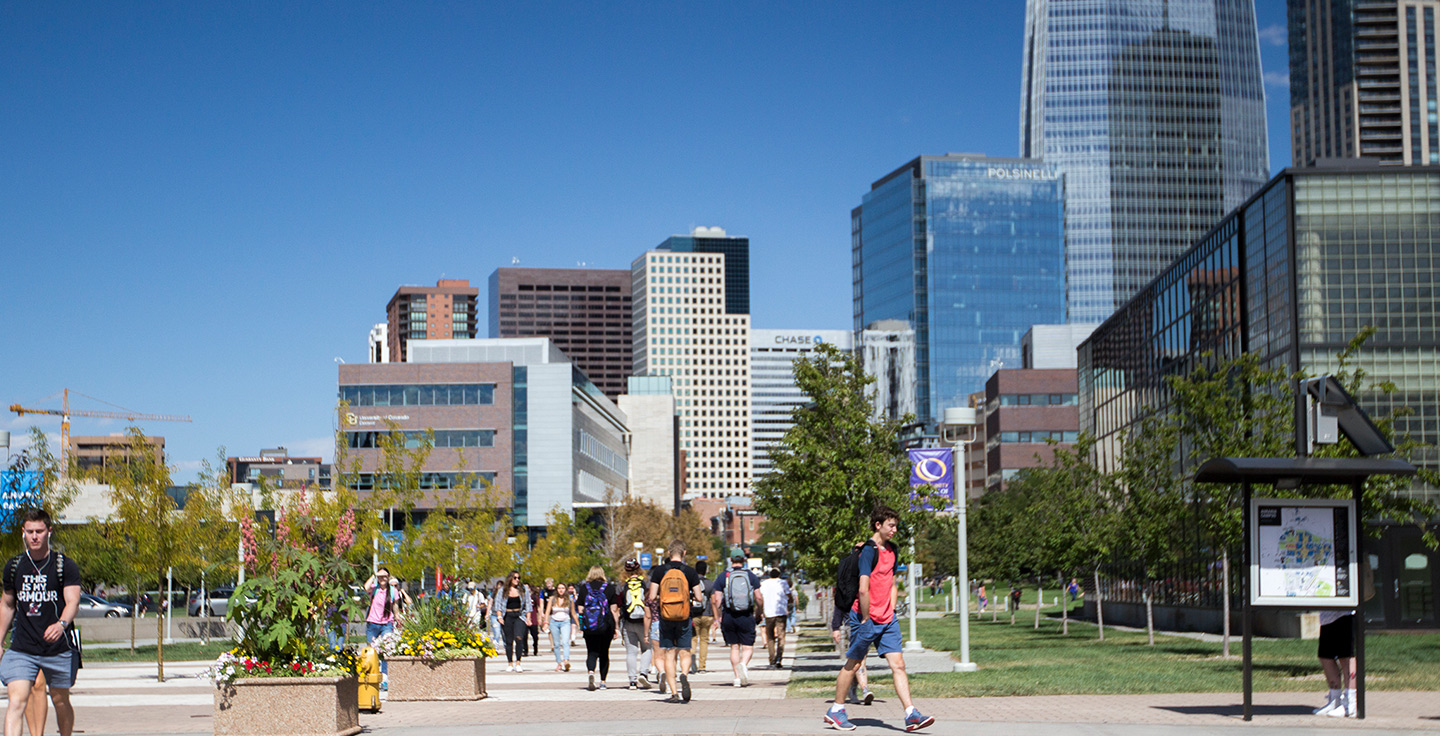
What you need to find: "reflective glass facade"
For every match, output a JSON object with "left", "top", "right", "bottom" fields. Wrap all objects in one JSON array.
[
  {"left": 1079, "top": 165, "right": 1440, "bottom": 503},
  {"left": 853, "top": 156, "right": 1066, "bottom": 425},
  {"left": 1021, "top": 0, "right": 1270, "bottom": 323}
]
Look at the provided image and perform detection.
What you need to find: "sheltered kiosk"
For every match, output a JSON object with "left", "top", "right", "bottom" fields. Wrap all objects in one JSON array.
[{"left": 1194, "top": 377, "right": 1416, "bottom": 721}]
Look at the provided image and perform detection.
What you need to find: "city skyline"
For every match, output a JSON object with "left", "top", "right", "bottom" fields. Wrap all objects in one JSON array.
[{"left": 1, "top": 2, "right": 1297, "bottom": 480}]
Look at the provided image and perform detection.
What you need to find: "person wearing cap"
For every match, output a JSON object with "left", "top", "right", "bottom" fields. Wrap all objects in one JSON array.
[
  {"left": 712, "top": 552, "right": 763, "bottom": 688},
  {"left": 618, "top": 558, "right": 653, "bottom": 689}
]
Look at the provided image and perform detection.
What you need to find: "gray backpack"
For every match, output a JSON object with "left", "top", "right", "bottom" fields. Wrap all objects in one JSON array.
[{"left": 723, "top": 569, "right": 753, "bottom": 613}]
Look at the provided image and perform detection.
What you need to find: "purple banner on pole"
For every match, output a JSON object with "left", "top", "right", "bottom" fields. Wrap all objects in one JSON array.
[{"left": 908, "top": 448, "right": 955, "bottom": 512}]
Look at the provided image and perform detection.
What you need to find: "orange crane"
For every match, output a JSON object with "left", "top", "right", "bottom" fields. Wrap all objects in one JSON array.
[{"left": 9, "top": 389, "right": 192, "bottom": 476}]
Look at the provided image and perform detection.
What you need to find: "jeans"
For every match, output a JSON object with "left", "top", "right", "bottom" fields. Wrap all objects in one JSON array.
[
  {"left": 550, "top": 618, "right": 572, "bottom": 664},
  {"left": 620, "top": 618, "right": 651, "bottom": 682},
  {"left": 365, "top": 621, "right": 393, "bottom": 675}
]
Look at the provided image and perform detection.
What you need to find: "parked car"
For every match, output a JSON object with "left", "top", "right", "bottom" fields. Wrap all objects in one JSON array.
[
  {"left": 108, "top": 592, "right": 154, "bottom": 615},
  {"left": 76, "top": 594, "right": 132, "bottom": 618},
  {"left": 188, "top": 587, "right": 242, "bottom": 617}
]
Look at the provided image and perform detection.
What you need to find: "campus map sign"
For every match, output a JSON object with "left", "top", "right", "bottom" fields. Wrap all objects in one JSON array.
[{"left": 1248, "top": 498, "right": 1358, "bottom": 607}]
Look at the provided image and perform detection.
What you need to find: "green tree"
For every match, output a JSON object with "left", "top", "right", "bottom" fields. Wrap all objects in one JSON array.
[
  {"left": 1021, "top": 435, "right": 1116, "bottom": 636},
  {"left": 519, "top": 508, "right": 603, "bottom": 584},
  {"left": 179, "top": 449, "right": 243, "bottom": 641},
  {"left": 753, "top": 343, "right": 914, "bottom": 583},
  {"left": 2, "top": 428, "right": 78, "bottom": 560},
  {"left": 1116, "top": 414, "right": 1188, "bottom": 645},
  {"left": 103, "top": 426, "right": 182, "bottom": 679}
]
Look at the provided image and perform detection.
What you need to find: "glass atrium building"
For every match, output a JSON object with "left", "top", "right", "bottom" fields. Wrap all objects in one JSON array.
[
  {"left": 1021, "top": 0, "right": 1271, "bottom": 323},
  {"left": 852, "top": 155, "right": 1066, "bottom": 427},
  {"left": 1078, "top": 163, "right": 1440, "bottom": 627}
]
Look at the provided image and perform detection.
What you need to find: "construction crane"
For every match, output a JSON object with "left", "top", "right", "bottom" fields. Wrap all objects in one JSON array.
[{"left": 9, "top": 389, "right": 192, "bottom": 477}]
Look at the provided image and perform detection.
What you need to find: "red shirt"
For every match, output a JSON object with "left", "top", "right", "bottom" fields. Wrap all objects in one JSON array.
[{"left": 851, "top": 541, "right": 896, "bottom": 624}]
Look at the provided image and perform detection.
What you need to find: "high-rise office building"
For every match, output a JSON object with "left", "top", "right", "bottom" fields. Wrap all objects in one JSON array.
[
  {"left": 657, "top": 227, "right": 750, "bottom": 315},
  {"left": 1021, "top": 0, "right": 1270, "bottom": 323},
  {"left": 488, "top": 268, "right": 634, "bottom": 400},
  {"left": 749, "top": 329, "right": 853, "bottom": 482},
  {"left": 633, "top": 233, "right": 751, "bottom": 501},
  {"left": 852, "top": 155, "right": 1066, "bottom": 427},
  {"left": 860, "top": 320, "right": 919, "bottom": 425},
  {"left": 1289, "top": 0, "right": 1440, "bottom": 166},
  {"left": 368, "top": 323, "right": 389, "bottom": 363},
  {"left": 384, "top": 279, "right": 479, "bottom": 362}
]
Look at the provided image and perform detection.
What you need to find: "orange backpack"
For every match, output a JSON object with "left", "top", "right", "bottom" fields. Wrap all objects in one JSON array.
[{"left": 658, "top": 566, "right": 690, "bottom": 622}]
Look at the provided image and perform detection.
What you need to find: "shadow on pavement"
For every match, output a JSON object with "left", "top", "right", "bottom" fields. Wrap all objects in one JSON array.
[{"left": 1154, "top": 703, "right": 1317, "bottom": 717}]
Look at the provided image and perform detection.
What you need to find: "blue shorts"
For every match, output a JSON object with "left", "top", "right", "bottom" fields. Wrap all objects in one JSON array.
[
  {"left": 657, "top": 620, "right": 693, "bottom": 649},
  {"left": 0, "top": 649, "right": 78, "bottom": 689},
  {"left": 844, "top": 612, "right": 901, "bottom": 661}
]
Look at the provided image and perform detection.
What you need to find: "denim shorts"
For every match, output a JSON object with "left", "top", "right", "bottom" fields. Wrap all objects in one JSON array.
[
  {"left": 0, "top": 649, "right": 78, "bottom": 689},
  {"left": 844, "top": 612, "right": 902, "bottom": 661},
  {"left": 657, "top": 619, "right": 693, "bottom": 649}
]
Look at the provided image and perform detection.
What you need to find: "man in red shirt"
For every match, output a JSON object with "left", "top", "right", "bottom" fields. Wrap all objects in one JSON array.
[{"left": 824, "top": 506, "right": 932, "bottom": 732}]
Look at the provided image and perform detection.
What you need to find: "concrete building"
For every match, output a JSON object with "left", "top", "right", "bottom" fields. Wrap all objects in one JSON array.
[
  {"left": 384, "top": 279, "right": 480, "bottom": 362},
  {"left": 617, "top": 376, "right": 680, "bottom": 513},
  {"left": 1289, "top": 0, "right": 1440, "bottom": 166},
  {"left": 852, "top": 155, "right": 1066, "bottom": 427},
  {"left": 1021, "top": 324, "right": 1098, "bottom": 370},
  {"left": 369, "top": 323, "right": 389, "bottom": 363},
  {"left": 749, "top": 329, "right": 853, "bottom": 482},
  {"left": 338, "top": 337, "right": 628, "bottom": 529},
  {"left": 633, "top": 229, "right": 752, "bottom": 501},
  {"left": 228, "top": 448, "right": 329, "bottom": 490},
  {"left": 860, "top": 320, "right": 918, "bottom": 425},
  {"left": 68, "top": 434, "right": 164, "bottom": 478},
  {"left": 488, "top": 268, "right": 634, "bottom": 400},
  {"left": 1021, "top": 0, "right": 1270, "bottom": 322}
]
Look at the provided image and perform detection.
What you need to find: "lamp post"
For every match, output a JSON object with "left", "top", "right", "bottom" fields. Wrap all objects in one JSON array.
[{"left": 941, "top": 406, "right": 979, "bottom": 672}]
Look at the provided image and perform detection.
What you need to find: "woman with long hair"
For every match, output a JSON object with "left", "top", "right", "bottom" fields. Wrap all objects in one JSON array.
[
  {"left": 544, "top": 582, "right": 576, "bottom": 672},
  {"left": 491, "top": 570, "right": 531, "bottom": 671},
  {"left": 574, "top": 565, "right": 619, "bottom": 691}
]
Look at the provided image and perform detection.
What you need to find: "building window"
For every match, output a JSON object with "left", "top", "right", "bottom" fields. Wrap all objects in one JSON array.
[{"left": 339, "top": 383, "right": 496, "bottom": 407}]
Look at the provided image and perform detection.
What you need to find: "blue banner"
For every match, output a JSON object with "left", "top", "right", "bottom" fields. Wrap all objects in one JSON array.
[{"left": 907, "top": 448, "right": 955, "bottom": 512}]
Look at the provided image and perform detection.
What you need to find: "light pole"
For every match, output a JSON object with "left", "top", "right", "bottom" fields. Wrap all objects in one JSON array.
[{"left": 941, "top": 406, "right": 979, "bottom": 672}]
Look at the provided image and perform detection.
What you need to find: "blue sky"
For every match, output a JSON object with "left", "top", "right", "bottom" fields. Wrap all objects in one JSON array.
[{"left": 1, "top": 1, "right": 1294, "bottom": 479}]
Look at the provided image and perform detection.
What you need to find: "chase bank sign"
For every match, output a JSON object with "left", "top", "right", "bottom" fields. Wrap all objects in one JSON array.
[{"left": 774, "top": 334, "right": 825, "bottom": 346}]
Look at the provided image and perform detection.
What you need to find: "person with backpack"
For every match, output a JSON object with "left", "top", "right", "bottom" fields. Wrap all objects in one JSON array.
[
  {"left": 617, "top": 559, "right": 653, "bottom": 689},
  {"left": 574, "top": 565, "right": 619, "bottom": 691},
  {"left": 711, "top": 552, "right": 762, "bottom": 689},
  {"left": 824, "top": 505, "right": 934, "bottom": 732},
  {"left": 646, "top": 540, "right": 705, "bottom": 703},
  {"left": 689, "top": 559, "right": 714, "bottom": 674},
  {"left": 0, "top": 508, "right": 82, "bottom": 736}
]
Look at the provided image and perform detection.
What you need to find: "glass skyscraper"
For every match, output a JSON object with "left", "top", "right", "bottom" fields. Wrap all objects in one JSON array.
[
  {"left": 852, "top": 155, "right": 1066, "bottom": 427},
  {"left": 1021, "top": 0, "right": 1271, "bottom": 323}
]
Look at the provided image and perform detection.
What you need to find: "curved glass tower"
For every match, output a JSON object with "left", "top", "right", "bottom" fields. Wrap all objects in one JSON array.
[{"left": 1021, "top": 0, "right": 1271, "bottom": 324}]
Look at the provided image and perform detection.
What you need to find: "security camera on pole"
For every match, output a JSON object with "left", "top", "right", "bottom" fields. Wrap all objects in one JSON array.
[{"left": 940, "top": 407, "right": 979, "bottom": 672}]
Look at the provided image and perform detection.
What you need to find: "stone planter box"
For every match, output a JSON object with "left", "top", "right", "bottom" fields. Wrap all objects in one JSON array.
[
  {"left": 214, "top": 675, "right": 361, "bottom": 736},
  {"left": 385, "top": 656, "right": 487, "bottom": 701}
]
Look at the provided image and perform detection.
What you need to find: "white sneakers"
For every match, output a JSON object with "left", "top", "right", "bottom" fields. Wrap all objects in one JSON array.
[
  {"left": 739, "top": 662, "right": 750, "bottom": 687},
  {"left": 1315, "top": 688, "right": 1357, "bottom": 717}
]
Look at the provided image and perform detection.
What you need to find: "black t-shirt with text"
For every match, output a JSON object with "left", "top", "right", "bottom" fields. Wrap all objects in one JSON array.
[
  {"left": 649, "top": 560, "right": 701, "bottom": 620},
  {"left": 5, "top": 553, "right": 81, "bottom": 657}
]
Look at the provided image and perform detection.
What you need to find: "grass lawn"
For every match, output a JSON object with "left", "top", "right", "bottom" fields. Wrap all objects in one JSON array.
[
  {"left": 85, "top": 641, "right": 237, "bottom": 663},
  {"left": 788, "top": 614, "right": 1440, "bottom": 699}
]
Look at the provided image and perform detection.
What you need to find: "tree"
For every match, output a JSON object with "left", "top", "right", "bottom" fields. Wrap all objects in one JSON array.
[
  {"left": 2, "top": 428, "right": 78, "bottom": 560},
  {"left": 104, "top": 426, "right": 182, "bottom": 680},
  {"left": 1021, "top": 435, "right": 1116, "bottom": 636},
  {"left": 179, "top": 450, "right": 242, "bottom": 641},
  {"left": 594, "top": 491, "right": 718, "bottom": 572},
  {"left": 519, "top": 508, "right": 602, "bottom": 584},
  {"left": 753, "top": 343, "right": 914, "bottom": 583},
  {"left": 1116, "top": 414, "right": 1188, "bottom": 645}
]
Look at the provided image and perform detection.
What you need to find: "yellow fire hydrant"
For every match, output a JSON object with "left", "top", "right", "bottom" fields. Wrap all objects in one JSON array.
[{"left": 358, "top": 646, "right": 382, "bottom": 713}]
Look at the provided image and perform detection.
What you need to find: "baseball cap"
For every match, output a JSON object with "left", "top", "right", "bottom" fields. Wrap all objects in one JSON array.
[{"left": 731, "top": 552, "right": 745, "bottom": 562}]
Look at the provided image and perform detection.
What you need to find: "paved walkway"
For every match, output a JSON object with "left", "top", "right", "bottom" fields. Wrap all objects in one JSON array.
[{"left": 7, "top": 625, "right": 1439, "bottom": 735}]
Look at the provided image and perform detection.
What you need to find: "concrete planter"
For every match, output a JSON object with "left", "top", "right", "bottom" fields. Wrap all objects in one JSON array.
[
  {"left": 214, "top": 675, "right": 361, "bottom": 736},
  {"left": 385, "top": 656, "right": 487, "bottom": 701}
]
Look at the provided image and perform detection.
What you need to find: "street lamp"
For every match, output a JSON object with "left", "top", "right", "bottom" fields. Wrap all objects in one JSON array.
[{"left": 941, "top": 406, "right": 979, "bottom": 673}]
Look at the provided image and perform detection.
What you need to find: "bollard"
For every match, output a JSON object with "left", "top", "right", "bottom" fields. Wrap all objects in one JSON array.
[{"left": 358, "top": 646, "right": 382, "bottom": 713}]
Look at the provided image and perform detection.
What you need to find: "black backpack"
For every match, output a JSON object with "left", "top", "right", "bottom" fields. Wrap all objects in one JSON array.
[{"left": 833, "top": 540, "right": 876, "bottom": 615}]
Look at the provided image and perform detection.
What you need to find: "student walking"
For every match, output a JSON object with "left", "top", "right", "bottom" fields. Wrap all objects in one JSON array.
[
  {"left": 647, "top": 540, "right": 706, "bottom": 703},
  {"left": 824, "top": 505, "right": 934, "bottom": 732},
  {"left": 0, "top": 508, "right": 82, "bottom": 736},
  {"left": 544, "top": 583, "right": 575, "bottom": 672},
  {"left": 759, "top": 569, "right": 790, "bottom": 668},
  {"left": 712, "top": 553, "right": 762, "bottom": 689},
  {"left": 617, "top": 559, "right": 653, "bottom": 689},
  {"left": 575, "top": 565, "right": 618, "bottom": 691},
  {"left": 690, "top": 559, "right": 715, "bottom": 674},
  {"left": 492, "top": 571, "right": 532, "bottom": 672},
  {"left": 362, "top": 568, "right": 396, "bottom": 688},
  {"left": 829, "top": 603, "right": 873, "bottom": 705}
]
